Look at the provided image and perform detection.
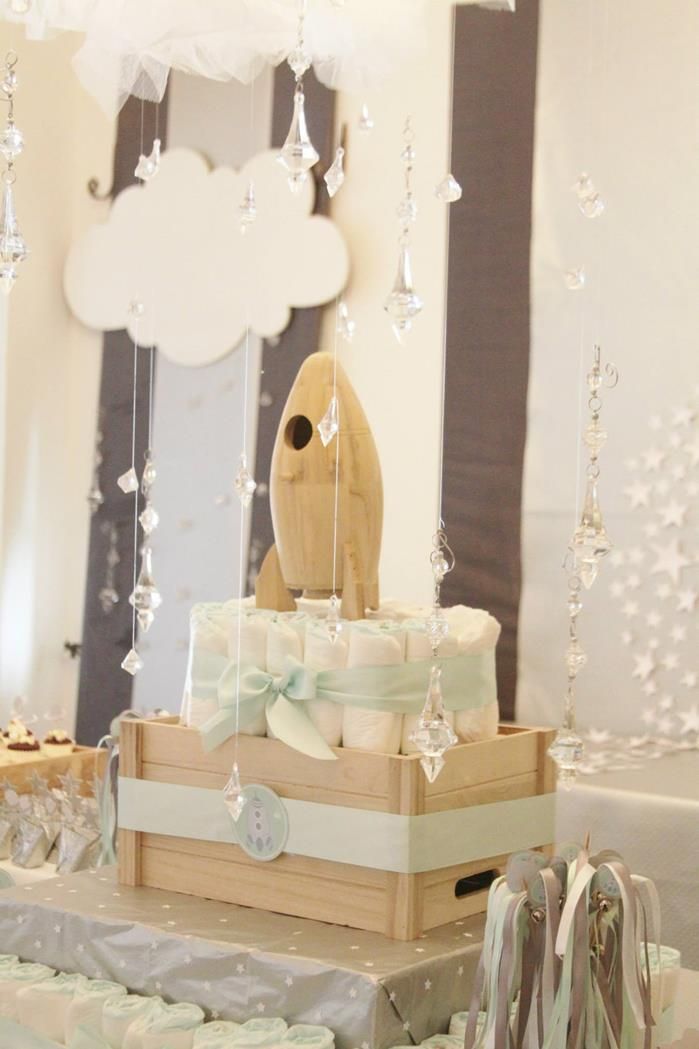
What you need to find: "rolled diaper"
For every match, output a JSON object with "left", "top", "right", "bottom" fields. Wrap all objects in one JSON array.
[
  {"left": 16, "top": 970, "right": 88, "bottom": 1042},
  {"left": 228, "top": 610, "right": 271, "bottom": 736},
  {"left": 302, "top": 619, "right": 349, "bottom": 747},
  {"left": 266, "top": 618, "right": 303, "bottom": 674},
  {"left": 448, "top": 1012, "right": 486, "bottom": 1039},
  {"left": 646, "top": 944, "right": 681, "bottom": 1013},
  {"left": 182, "top": 604, "right": 232, "bottom": 727},
  {"left": 282, "top": 1024, "right": 335, "bottom": 1049},
  {"left": 447, "top": 606, "right": 501, "bottom": 744},
  {"left": 280, "top": 612, "right": 309, "bottom": 650},
  {"left": 193, "top": 1020, "right": 242, "bottom": 1047},
  {"left": 65, "top": 980, "right": 127, "bottom": 1044},
  {"left": 232, "top": 1017, "right": 288, "bottom": 1047},
  {"left": 69, "top": 1025, "right": 113, "bottom": 1049},
  {"left": 131, "top": 1001, "right": 206, "bottom": 1049},
  {"left": 0, "top": 961, "right": 55, "bottom": 1020},
  {"left": 0, "top": 955, "right": 18, "bottom": 973},
  {"left": 103, "top": 994, "right": 163, "bottom": 1049},
  {"left": 401, "top": 624, "right": 458, "bottom": 755},
  {"left": 342, "top": 627, "right": 404, "bottom": 754}
]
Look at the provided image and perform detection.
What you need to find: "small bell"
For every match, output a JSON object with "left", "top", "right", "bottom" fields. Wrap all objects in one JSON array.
[
  {"left": 384, "top": 244, "right": 423, "bottom": 341},
  {"left": 223, "top": 762, "right": 246, "bottom": 822},
  {"left": 0, "top": 180, "right": 28, "bottom": 266},
  {"left": 278, "top": 86, "right": 319, "bottom": 193},
  {"left": 134, "top": 138, "right": 161, "bottom": 182},
  {"left": 129, "top": 546, "right": 162, "bottom": 617},
  {"left": 239, "top": 181, "right": 257, "bottom": 232},
  {"left": 317, "top": 395, "right": 339, "bottom": 447},
  {"left": 570, "top": 475, "right": 612, "bottom": 588},
  {"left": 324, "top": 147, "right": 345, "bottom": 198}
]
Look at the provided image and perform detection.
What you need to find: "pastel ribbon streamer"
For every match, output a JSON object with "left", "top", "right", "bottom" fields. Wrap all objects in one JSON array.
[
  {"left": 195, "top": 648, "right": 496, "bottom": 759},
  {"left": 281, "top": 1024, "right": 335, "bottom": 1049}
]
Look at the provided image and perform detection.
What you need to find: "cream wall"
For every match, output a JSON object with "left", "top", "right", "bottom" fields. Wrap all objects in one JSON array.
[
  {"left": 322, "top": 4, "right": 453, "bottom": 607},
  {"left": 0, "top": 27, "right": 114, "bottom": 730}
]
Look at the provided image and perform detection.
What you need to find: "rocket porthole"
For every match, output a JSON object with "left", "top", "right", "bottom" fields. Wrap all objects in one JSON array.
[{"left": 285, "top": 414, "right": 314, "bottom": 450}]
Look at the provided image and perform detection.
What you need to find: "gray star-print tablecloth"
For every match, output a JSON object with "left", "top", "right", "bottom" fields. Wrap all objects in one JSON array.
[{"left": 0, "top": 867, "right": 485, "bottom": 1049}]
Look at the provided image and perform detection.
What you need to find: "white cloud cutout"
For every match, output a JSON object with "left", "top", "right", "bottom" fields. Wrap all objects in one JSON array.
[{"left": 64, "top": 148, "right": 349, "bottom": 366}]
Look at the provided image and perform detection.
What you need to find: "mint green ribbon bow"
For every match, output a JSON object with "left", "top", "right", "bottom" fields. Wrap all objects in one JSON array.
[{"left": 195, "top": 646, "right": 497, "bottom": 761}]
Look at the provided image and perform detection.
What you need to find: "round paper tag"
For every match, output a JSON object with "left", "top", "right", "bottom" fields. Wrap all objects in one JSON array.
[
  {"left": 236, "top": 785, "right": 289, "bottom": 862},
  {"left": 506, "top": 851, "right": 548, "bottom": 893},
  {"left": 592, "top": 864, "right": 622, "bottom": 900}
]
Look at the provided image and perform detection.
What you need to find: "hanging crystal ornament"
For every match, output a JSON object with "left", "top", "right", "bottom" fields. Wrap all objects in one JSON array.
[
  {"left": 278, "top": 3, "right": 319, "bottom": 193},
  {"left": 87, "top": 424, "right": 104, "bottom": 514},
  {"left": 384, "top": 118, "right": 423, "bottom": 343},
  {"left": 223, "top": 762, "right": 246, "bottom": 822},
  {"left": 117, "top": 467, "right": 139, "bottom": 494},
  {"left": 410, "top": 529, "right": 458, "bottom": 781},
  {"left": 98, "top": 522, "right": 120, "bottom": 613},
  {"left": 317, "top": 395, "right": 339, "bottom": 447},
  {"left": 233, "top": 453, "right": 257, "bottom": 508},
  {"left": 434, "top": 173, "right": 462, "bottom": 203},
  {"left": 139, "top": 502, "right": 160, "bottom": 535},
  {"left": 570, "top": 346, "right": 617, "bottom": 588},
  {"left": 121, "top": 647, "right": 143, "bottom": 676},
  {"left": 564, "top": 267, "right": 586, "bottom": 291},
  {"left": 0, "top": 53, "right": 27, "bottom": 296},
  {"left": 326, "top": 593, "right": 343, "bottom": 645},
  {"left": 336, "top": 299, "right": 355, "bottom": 343},
  {"left": 358, "top": 103, "right": 374, "bottom": 133},
  {"left": 548, "top": 572, "right": 585, "bottom": 789},
  {"left": 129, "top": 545, "right": 162, "bottom": 634},
  {"left": 323, "top": 146, "right": 345, "bottom": 198},
  {"left": 239, "top": 181, "right": 257, "bottom": 232},
  {"left": 572, "top": 172, "right": 605, "bottom": 219},
  {"left": 134, "top": 138, "right": 161, "bottom": 182},
  {"left": 141, "top": 451, "right": 157, "bottom": 493}
]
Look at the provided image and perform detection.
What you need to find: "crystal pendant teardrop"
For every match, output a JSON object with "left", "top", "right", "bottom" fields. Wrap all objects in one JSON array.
[
  {"left": 239, "top": 182, "right": 257, "bottom": 232},
  {"left": 410, "top": 666, "right": 457, "bottom": 783},
  {"left": 223, "top": 762, "right": 246, "bottom": 822},
  {"left": 358, "top": 103, "right": 374, "bottom": 132},
  {"left": 134, "top": 138, "right": 161, "bottom": 182},
  {"left": 571, "top": 475, "right": 612, "bottom": 588},
  {"left": 121, "top": 647, "right": 143, "bottom": 676},
  {"left": 141, "top": 455, "right": 157, "bottom": 494},
  {"left": 326, "top": 594, "right": 343, "bottom": 645},
  {"left": 0, "top": 181, "right": 28, "bottom": 265},
  {"left": 548, "top": 728, "right": 584, "bottom": 789},
  {"left": 434, "top": 174, "right": 462, "bottom": 203},
  {"left": 317, "top": 396, "right": 339, "bottom": 447},
  {"left": 336, "top": 299, "right": 355, "bottom": 343},
  {"left": 0, "top": 123, "right": 23, "bottom": 161},
  {"left": 384, "top": 244, "right": 423, "bottom": 340},
  {"left": 278, "top": 87, "right": 319, "bottom": 192},
  {"left": 117, "top": 467, "right": 139, "bottom": 494},
  {"left": 234, "top": 454, "right": 257, "bottom": 507},
  {"left": 324, "top": 147, "right": 345, "bottom": 198},
  {"left": 139, "top": 501, "right": 160, "bottom": 535},
  {"left": 129, "top": 546, "right": 162, "bottom": 616}
]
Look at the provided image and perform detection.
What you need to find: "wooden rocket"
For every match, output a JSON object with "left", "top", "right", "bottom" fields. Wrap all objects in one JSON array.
[{"left": 255, "top": 352, "right": 383, "bottom": 620}]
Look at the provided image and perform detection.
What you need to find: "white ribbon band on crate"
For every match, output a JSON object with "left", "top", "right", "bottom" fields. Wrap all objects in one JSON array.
[{"left": 118, "top": 777, "right": 556, "bottom": 874}]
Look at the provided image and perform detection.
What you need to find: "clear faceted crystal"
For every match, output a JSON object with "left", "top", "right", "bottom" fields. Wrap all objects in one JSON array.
[
  {"left": 564, "top": 267, "right": 586, "bottom": 291},
  {"left": 548, "top": 729, "right": 584, "bottom": 789},
  {"left": 573, "top": 173, "right": 595, "bottom": 199},
  {"left": 578, "top": 192, "right": 605, "bottom": 219},
  {"left": 396, "top": 195, "right": 417, "bottom": 225},
  {"left": 129, "top": 546, "right": 162, "bottom": 616},
  {"left": 142, "top": 455, "right": 157, "bottom": 493},
  {"left": 317, "top": 395, "right": 339, "bottom": 447},
  {"left": 223, "top": 763, "right": 246, "bottom": 822},
  {"left": 565, "top": 640, "right": 587, "bottom": 676},
  {"left": 336, "top": 299, "right": 355, "bottom": 343},
  {"left": 117, "top": 467, "right": 139, "bottom": 494},
  {"left": 287, "top": 47, "right": 311, "bottom": 79},
  {"left": 583, "top": 421, "right": 608, "bottom": 456},
  {"left": 425, "top": 606, "right": 449, "bottom": 648},
  {"left": 1, "top": 71, "right": 17, "bottom": 96},
  {"left": 324, "top": 147, "right": 345, "bottom": 198},
  {"left": 384, "top": 244, "right": 423, "bottom": 338},
  {"left": 431, "top": 554, "right": 450, "bottom": 584},
  {"left": 239, "top": 182, "right": 257, "bottom": 231},
  {"left": 435, "top": 174, "right": 462, "bottom": 203},
  {"left": 121, "top": 647, "right": 143, "bottom": 676},
  {"left": 87, "top": 483, "right": 104, "bottom": 513},
  {"left": 0, "top": 181, "right": 28, "bottom": 265},
  {"left": 134, "top": 138, "right": 161, "bottom": 181},
  {"left": 410, "top": 666, "right": 457, "bottom": 783},
  {"left": 139, "top": 501, "right": 160, "bottom": 535},
  {"left": 358, "top": 103, "right": 374, "bottom": 132},
  {"left": 137, "top": 607, "right": 155, "bottom": 633},
  {"left": 0, "top": 262, "right": 17, "bottom": 294},
  {"left": 98, "top": 586, "right": 119, "bottom": 613},
  {"left": 0, "top": 123, "right": 24, "bottom": 161},
  {"left": 234, "top": 454, "right": 257, "bottom": 507},
  {"left": 128, "top": 299, "right": 144, "bottom": 317},
  {"left": 278, "top": 87, "right": 319, "bottom": 188},
  {"left": 571, "top": 476, "right": 612, "bottom": 588},
  {"left": 326, "top": 594, "right": 343, "bottom": 645}
]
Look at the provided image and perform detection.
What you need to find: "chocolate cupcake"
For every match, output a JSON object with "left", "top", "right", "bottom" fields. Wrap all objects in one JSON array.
[{"left": 42, "top": 729, "right": 75, "bottom": 757}]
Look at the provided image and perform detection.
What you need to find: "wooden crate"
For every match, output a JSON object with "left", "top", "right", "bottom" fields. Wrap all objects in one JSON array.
[
  {"left": 0, "top": 746, "right": 107, "bottom": 795},
  {"left": 118, "top": 720, "right": 555, "bottom": 940}
]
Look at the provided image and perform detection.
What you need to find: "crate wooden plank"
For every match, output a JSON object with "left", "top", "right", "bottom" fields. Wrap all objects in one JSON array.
[
  {"left": 118, "top": 719, "right": 143, "bottom": 888},
  {"left": 422, "top": 729, "right": 540, "bottom": 806},
  {"left": 422, "top": 771, "right": 540, "bottom": 814}
]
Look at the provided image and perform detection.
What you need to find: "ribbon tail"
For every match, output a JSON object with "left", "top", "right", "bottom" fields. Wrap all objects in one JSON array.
[{"left": 265, "top": 694, "right": 337, "bottom": 761}]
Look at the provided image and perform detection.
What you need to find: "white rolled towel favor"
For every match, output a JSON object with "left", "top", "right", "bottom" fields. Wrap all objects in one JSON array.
[
  {"left": 103, "top": 994, "right": 164, "bottom": 1049},
  {"left": 281, "top": 1024, "right": 335, "bottom": 1049},
  {"left": 0, "top": 961, "right": 55, "bottom": 1020},
  {"left": 65, "top": 980, "right": 127, "bottom": 1044},
  {"left": 401, "top": 625, "right": 458, "bottom": 755},
  {"left": 302, "top": 620, "right": 348, "bottom": 747},
  {"left": 16, "top": 970, "right": 88, "bottom": 1042},
  {"left": 182, "top": 603, "right": 232, "bottom": 727},
  {"left": 124, "top": 1001, "right": 206, "bottom": 1049},
  {"left": 342, "top": 627, "right": 404, "bottom": 754},
  {"left": 193, "top": 1020, "right": 242, "bottom": 1047},
  {"left": 232, "top": 1017, "right": 289, "bottom": 1047}
]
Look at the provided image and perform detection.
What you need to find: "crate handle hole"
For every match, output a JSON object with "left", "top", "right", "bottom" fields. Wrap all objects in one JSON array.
[{"left": 454, "top": 870, "right": 498, "bottom": 898}]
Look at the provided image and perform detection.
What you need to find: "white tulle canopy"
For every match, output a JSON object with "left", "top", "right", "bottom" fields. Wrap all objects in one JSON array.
[{"left": 1, "top": 0, "right": 513, "bottom": 113}]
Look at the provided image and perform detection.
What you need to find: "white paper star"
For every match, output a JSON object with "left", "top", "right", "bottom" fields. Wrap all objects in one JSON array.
[
  {"left": 641, "top": 708, "right": 656, "bottom": 726},
  {"left": 33, "top": 940, "right": 41, "bottom": 949},
  {"left": 155, "top": 981, "right": 162, "bottom": 991},
  {"left": 256, "top": 1003, "right": 266, "bottom": 1014},
  {"left": 677, "top": 589, "right": 697, "bottom": 613},
  {"left": 349, "top": 989, "right": 358, "bottom": 999},
  {"left": 626, "top": 573, "right": 641, "bottom": 590},
  {"left": 656, "top": 716, "right": 674, "bottom": 735},
  {"left": 53, "top": 924, "right": 61, "bottom": 934},
  {"left": 624, "top": 480, "right": 652, "bottom": 507},
  {"left": 610, "top": 581, "right": 625, "bottom": 598},
  {"left": 671, "top": 464, "right": 686, "bottom": 481},
  {"left": 212, "top": 1011, "right": 220, "bottom": 1020},
  {"left": 361, "top": 1043, "right": 370, "bottom": 1049},
  {"left": 650, "top": 538, "right": 690, "bottom": 584},
  {"left": 655, "top": 479, "right": 671, "bottom": 496},
  {"left": 621, "top": 630, "right": 633, "bottom": 645},
  {"left": 236, "top": 964, "right": 245, "bottom": 975},
  {"left": 656, "top": 583, "right": 672, "bottom": 600},
  {"left": 403, "top": 1023, "right": 411, "bottom": 1032},
  {"left": 659, "top": 501, "right": 687, "bottom": 528},
  {"left": 641, "top": 680, "right": 657, "bottom": 696},
  {"left": 389, "top": 991, "right": 397, "bottom": 1003},
  {"left": 678, "top": 705, "right": 699, "bottom": 734},
  {"left": 642, "top": 447, "right": 665, "bottom": 472},
  {"left": 645, "top": 610, "right": 662, "bottom": 627},
  {"left": 658, "top": 694, "right": 675, "bottom": 711},
  {"left": 587, "top": 727, "right": 612, "bottom": 744},
  {"left": 662, "top": 653, "right": 679, "bottom": 670},
  {"left": 285, "top": 976, "right": 294, "bottom": 987},
  {"left": 424, "top": 979, "right": 432, "bottom": 991},
  {"left": 632, "top": 651, "right": 656, "bottom": 681},
  {"left": 457, "top": 965, "right": 465, "bottom": 976},
  {"left": 681, "top": 671, "right": 698, "bottom": 688},
  {"left": 671, "top": 624, "right": 687, "bottom": 643},
  {"left": 622, "top": 601, "right": 639, "bottom": 618}
]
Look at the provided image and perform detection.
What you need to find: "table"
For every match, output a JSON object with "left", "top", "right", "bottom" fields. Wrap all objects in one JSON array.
[{"left": 556, "top": 750, "right": 699, "bottom": 968}]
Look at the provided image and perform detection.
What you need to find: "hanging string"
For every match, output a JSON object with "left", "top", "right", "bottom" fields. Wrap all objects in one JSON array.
[
  {"left": 331, "top": 297, "right": 341, "bottom": 598},
  {"left": 129, "top": 333, "right": 140, "bottom": 653}
]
